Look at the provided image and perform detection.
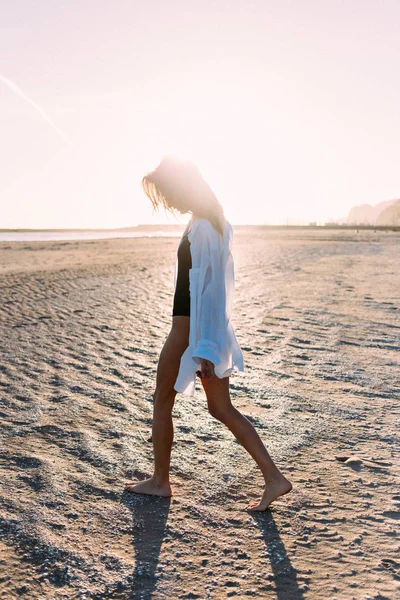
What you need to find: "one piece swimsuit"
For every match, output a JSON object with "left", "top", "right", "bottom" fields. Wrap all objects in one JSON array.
[{"left": 172, "top": 233, "right": 191, "bottom": 317}]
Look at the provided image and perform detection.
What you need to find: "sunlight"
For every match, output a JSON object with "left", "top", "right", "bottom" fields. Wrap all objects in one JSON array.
[
  {"left": 130, "top": 72, "right": 324, "bottom": 225},
  {"left": 2, "top": 1, "right": 399, "bottom": 229}
]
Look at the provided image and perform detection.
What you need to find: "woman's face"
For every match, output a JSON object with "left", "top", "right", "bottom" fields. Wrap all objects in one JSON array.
[
  {"left": 156, "top": 170, "right": 195, "bottom": 215},
  {"left": 163, "top": 184, "right": 191, "bottom": 214},
  {"left": 169, "top": 196, "right": 189, "bottom": 214}
]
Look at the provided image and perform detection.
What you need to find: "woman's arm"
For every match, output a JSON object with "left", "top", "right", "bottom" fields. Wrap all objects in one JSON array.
[{"left": 191, "top": 221, "right": 226, "bottom": 370}]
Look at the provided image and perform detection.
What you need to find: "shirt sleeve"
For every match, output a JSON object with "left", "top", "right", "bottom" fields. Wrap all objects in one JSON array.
[{"left": 191, "top": 221, "right": 226, "bottom": 367}]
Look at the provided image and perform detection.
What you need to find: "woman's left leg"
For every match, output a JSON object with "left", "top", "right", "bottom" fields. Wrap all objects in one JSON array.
[{"left": 201, "top": 374, "right": 292, "bottom": 511}]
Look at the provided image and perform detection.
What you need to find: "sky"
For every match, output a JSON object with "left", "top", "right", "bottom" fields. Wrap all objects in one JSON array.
[{"left": 1, "top": 0, "right": 399, "bottom": 228}]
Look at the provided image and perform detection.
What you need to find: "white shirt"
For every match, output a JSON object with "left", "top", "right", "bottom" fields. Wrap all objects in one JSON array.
[{"left": 173, "top": 215, "right": 245, "bottom": 396}]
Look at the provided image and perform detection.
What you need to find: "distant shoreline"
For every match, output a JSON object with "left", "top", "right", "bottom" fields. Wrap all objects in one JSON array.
[{"left": 1, "top": 224, "right": 399, "bottom": 232}]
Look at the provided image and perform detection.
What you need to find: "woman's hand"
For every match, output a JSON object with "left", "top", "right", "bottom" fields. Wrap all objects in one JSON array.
[{"left": 196, "top": 359, "right": 215, "bottom": 380}]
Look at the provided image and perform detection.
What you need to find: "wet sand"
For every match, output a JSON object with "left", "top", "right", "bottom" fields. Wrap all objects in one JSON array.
[{"left": 0, "top": 228, "right": 399, "bottom": 599}]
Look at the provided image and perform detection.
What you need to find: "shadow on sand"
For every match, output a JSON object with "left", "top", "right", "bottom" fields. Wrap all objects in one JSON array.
[
  {"left": 250, "top": 510, "right": 305, "bottom": 599},
  {"left": 123, "top": 492, "right": 171, "bottom": 599},
  {"left": 123, "top": 492, "right": 304, "bottom": 600}
]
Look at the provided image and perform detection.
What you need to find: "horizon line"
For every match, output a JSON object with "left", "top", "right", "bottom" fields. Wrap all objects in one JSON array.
[{"left": 1, "top": 223, "right": 398, "bottom": 233}]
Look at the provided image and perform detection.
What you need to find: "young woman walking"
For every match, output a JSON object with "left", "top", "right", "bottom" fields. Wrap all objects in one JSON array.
[{"left": 124, "top": 156, "right": 292, "bottom": 511}]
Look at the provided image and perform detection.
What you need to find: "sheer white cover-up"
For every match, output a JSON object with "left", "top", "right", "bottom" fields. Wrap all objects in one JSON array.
[{"left": 173, "top": 216, "right": 244, "bottom": 396}]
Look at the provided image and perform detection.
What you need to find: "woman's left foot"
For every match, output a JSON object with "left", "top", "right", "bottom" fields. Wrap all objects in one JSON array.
[{"left": 246, "top": 475, "right": 292, "bottom": 511}]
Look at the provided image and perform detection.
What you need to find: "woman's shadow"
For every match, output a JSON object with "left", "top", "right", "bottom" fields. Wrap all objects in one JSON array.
[
  {"left": 123, "top": 492, "right": 305, "bottom": 600},
  {"left": 250, "top": 509, "right": 306, "bottom": 600},
  {"left": 123, "top": 491, "right": 171, "bottom": 599}
]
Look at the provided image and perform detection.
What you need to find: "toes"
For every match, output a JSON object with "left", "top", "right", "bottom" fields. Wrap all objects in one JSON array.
[
  {"left": 125, "top": 484, "right": 139, "bottom": 492},
  {"left": 247, "top": 502, "right": 268, "bottom": 511}
]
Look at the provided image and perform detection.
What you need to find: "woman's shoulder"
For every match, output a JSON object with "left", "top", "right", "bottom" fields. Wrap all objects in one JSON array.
[
  {"left": 190, "top": 219, "right": 231, "bottom": 258},
  {"left": 191, "top": 217, "right": 211, "bottom": 228},
  {"left": 190, "top": 216, "right": 230, "bottom": 236},
  {"left": 189, "top": 221, "right": 218, "bottom": 252},
  {"left": 188, "top": 217, "right": 212, "bottom": 239}
]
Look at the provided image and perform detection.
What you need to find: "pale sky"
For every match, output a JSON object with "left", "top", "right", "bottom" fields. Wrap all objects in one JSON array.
[{"left": 1, "top": 0, "right": 399, "bottom": 228}]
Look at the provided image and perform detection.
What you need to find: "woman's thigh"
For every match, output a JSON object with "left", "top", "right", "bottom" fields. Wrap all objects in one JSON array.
[{"left": 155, "top": 316, "right": 190, "bottom": 395}]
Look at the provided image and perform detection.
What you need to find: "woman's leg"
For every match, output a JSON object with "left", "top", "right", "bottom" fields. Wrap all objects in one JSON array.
[
  {"left": 201, "top": 375, "right": 292, "bottom": 511},
  {"left": 125, "top": 316, "right": 190, "bottom": 497}
]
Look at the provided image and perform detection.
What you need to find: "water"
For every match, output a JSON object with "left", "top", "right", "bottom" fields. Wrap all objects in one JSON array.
[{"left": 0, "top": 230, "right": 184, "bottom": 243}]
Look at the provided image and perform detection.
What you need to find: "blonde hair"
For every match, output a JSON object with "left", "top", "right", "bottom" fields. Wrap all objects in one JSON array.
[{"left": 141, "top": 155, "right": 226, "bottom": 236}]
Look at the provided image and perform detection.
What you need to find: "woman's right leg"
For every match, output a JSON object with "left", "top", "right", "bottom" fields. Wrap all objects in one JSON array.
[{"left": 125, "top": 316, "right": 190, "bottom": 497}]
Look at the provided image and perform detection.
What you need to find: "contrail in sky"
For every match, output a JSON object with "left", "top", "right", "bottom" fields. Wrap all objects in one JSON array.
[{"left": 0, "top": 73, "right": 77, "bottom": 151}]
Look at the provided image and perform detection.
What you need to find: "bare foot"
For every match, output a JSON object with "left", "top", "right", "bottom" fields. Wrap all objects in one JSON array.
[
  {"left": 124, "top": 476, "right": 172, "bottom": 497},
  {"left": 246, "top": 475, "right": 292, "bottom": 511}
]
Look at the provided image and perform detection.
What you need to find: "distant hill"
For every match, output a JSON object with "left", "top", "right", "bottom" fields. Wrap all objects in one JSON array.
[
  {"left": 334, "top": 199, "right": 399, "bottom": 225},
  {"left": 346, "top": 199, "right": 397, "bottom": 225},
  {"left": 376, "top": 199, "right": 400, "bottom": 226}
]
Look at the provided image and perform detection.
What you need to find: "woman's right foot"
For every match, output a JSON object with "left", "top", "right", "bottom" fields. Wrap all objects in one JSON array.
[
  {"left": 246, "top": 474, "right": 292, "bottom": 511},
  {"left": 124, "top": 476, "right": 172, "bottom": 497}
]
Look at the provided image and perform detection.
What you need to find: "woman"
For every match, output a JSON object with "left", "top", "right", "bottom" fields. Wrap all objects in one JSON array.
[{"left": 125, "top": 156, "right": 292, "bottom": 511}]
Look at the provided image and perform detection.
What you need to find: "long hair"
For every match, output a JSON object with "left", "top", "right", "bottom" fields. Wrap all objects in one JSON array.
[{"left": 141, "top": 155, "right": 226, "bottom": 236}]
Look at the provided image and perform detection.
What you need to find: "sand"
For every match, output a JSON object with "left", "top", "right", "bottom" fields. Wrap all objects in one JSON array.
[{"left": 0, "top": 228, "right": 399, "bottom": 600}]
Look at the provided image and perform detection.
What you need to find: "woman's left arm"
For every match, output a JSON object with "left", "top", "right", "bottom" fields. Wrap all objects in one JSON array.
[{"left": 191, "top": 223, "right": 226, "bottom": 371}]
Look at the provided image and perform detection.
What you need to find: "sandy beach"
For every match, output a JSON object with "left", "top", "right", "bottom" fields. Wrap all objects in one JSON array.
[{"left": 0, "top": 228, "right": 399, "bottom": 600}]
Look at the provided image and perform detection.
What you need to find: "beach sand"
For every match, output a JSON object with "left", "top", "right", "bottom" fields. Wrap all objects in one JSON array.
[{"left": 0, "top": 228, "right": 399, "bottom": 599}]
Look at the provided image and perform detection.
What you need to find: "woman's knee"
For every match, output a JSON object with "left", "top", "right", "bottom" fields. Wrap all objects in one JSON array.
[
  {"left": 203, "top": 376, "right": 232, "bottom": 421},
  {"left": 153, "top": 387, "right": 176, "bottom": 409},
  {"left": 206, "top": 396, "right": 234, "bottom": 422},
  {"left": 207, "top": 402, "right": 223, "bottom": 421}
]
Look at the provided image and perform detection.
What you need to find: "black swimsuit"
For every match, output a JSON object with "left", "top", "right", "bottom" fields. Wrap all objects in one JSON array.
[{"left": 172, "top": 233, "right": 191, "bottom": 317}]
